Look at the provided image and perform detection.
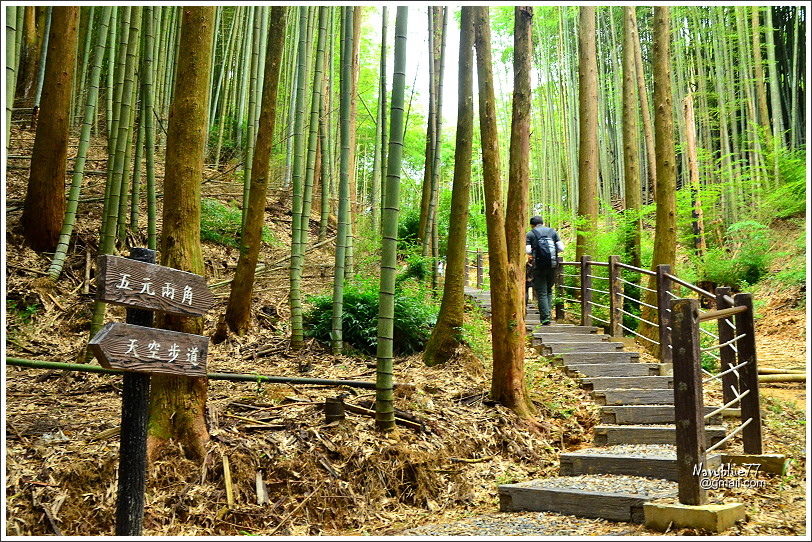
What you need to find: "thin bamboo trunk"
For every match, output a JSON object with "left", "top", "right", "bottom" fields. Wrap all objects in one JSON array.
[
  {"left": 331, "top": 7, "right": 354, "bottom": 355},
  {"left": 375, "top": 6, "right": 408, "bottom": 432}
]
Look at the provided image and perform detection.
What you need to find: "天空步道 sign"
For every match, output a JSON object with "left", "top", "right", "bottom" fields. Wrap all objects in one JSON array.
[{"left": 89, "top": 322, "right": 208, "bottom": 377}]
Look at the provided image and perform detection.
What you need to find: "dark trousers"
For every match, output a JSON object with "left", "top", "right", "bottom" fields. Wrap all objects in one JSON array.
[{"left": 531, "top": 266, "right": 557, "bottom": 323}]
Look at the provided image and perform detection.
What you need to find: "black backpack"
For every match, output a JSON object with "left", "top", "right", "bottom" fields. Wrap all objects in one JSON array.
[{"left": 530, "top": 228, "right": 557, "bottom": 269}]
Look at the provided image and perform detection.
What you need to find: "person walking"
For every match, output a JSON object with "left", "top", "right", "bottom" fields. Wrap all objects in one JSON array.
[{"left": 526, "top": 216, "right": 565, "bottom": 325}]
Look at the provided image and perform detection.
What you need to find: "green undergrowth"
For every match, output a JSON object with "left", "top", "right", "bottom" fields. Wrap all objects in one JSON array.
[
  {"left": 303, "top": 277, "right": 439, "bottom": 356},
  {"left": 200, "top": 198, "right": 277, "bottom": 248}
]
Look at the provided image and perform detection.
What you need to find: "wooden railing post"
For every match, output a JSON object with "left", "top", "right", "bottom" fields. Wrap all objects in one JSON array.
[
  {"left": 464, "top": 253, "right": 469, "bottom": 286},
  {"left": 476, "top": 249, "right": 483, "bottom": 290},
  {"left": 715, "top": 286, "right": 738, "bottom": 405},
  {"left": 554, "top": 256, "right": 564, "bottom": 322},
  {"left": 609, "top": 255, "right": 622, "bottom": 337},
  {"left": 670, "top": 298, "right": 708, "bottom": 506},
  {"left": 580, "top": 255, "right": 592, "bottom": 327},
  {"left": 734, "top": 292, "right": 763, "bottom": 454},
  {"left": 656, "top": 264, "right": 673, "bottom": 364}
]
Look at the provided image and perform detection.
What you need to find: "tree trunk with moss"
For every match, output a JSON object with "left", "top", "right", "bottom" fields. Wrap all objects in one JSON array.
[
  {"left": 21, "top": 6, "right": 78, "bottom": 252},
  {"left": 423, "top": 7, "right": 474, "bottom": 368},
  {"left": 147, "top": 6, "right": 216, "bottom": 462}
]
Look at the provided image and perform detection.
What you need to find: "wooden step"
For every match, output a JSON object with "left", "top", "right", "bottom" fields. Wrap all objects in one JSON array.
[
  {"left": 579, "top": 376, "right": 673, "bottom": 391},
  {"left": 559, "top": 446, "right": 723, "bottom": 481},
  {"left": 592, "top": 388, "right": 674, "bottom": 406},
  {"left": 529, "top": 324, "right": 600, "bottom": 334},
  {"left": 600, "top": 405, "right": 723, "bottom": 425},
  {"left": 540, "top": 342, "right": 625, "bottom": 355},
  {"left": 498, "top": 475, "right": 677, "bottom": 523},
  {"left": 593, "top": 425, "right": 727, "bottom": 447},
  {"left": 556, "top": 352, "right": 640, "bottom": 365},
  {"left": 533, "top": 332, "right": 609, "bottom": 343},
  {"left": 566, "top": 363, "right": 661, "bottom": 378}
]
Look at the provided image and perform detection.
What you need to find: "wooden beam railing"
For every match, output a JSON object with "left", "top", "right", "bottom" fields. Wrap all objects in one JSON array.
[{"left": 468, "top": 249, "right": 765, "bottom": 507}]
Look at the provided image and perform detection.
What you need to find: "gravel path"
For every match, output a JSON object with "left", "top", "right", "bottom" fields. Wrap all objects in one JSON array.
[
  {"left": 510, "top": 473, "right": 678, "bottom": 496},
  {"left": 402, "top": 511, "right": 639, "bottom": 536}
]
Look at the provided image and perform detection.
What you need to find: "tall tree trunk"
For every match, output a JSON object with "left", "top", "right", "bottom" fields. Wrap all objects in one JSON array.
[
  {"left": 370, "top": 7, "right": 388, "bottom": 235},
  {"left": 216, "top": 7, "right": 287, "bottom": 339},
  {"left": 423, "top": 6, "right": 474, "bottom": 368},
  {"left": 375, "top": 6, "right": 408, "bottom": 432},
  {"left": 5, "top": 6, "right": 19, "bottom": 151},
  {"left": 576, "top": 6, "right": 598, "bottom": 260},
  {"left": 344, "top": 6, "right": 362, "bottom": 277},
  {"left": 632, "top": 12, "right": 656, "bottom": 202},
  {"left": 418, "top": 6, "right": 441, "bottom": 254},
  {"left": 148, "top": 6, "right": 216, "bottom": 463},
  {"left": 764, "top": 8, "right": 786, "bottom": 158},
  {"left": 641, "top": 6, "right": 677, "bottom": 357},
  {"left": 651, "top": 6, "right": 676, "bottom": 270},
  {"left": 684, "top": 93, "right": 706, "bottom": 258},
  {"left": 47, "top": 6, "right": 113, "bottom": 279},
  {"left": 291, "top": 6, "right": 328, "bottom": 350},
  {"left": 751, "top": 7, "right": 771, "bottom": 139},
  {"left": 473, "top": 6, "right": 537, "bottom": 421},
  {"left": 16, "top": 7, "right": 45, "bottom": 105},
  {"left": 143, "top": 6, "right": 157, "bottom": 250},
  {"left": 289, "top": 7, "right": 311, "bottom": 351},
  {"left": 331, "top": 6, "right": 354, "bottom": 355},
  {"left": 621, "top": 6, "right": 642, "bottom": 268},
  {"left": 21, "top": 7, "right": 78, "bottom": 252}
]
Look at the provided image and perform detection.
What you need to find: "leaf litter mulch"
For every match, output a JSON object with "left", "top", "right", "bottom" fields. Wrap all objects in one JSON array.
[
  {"left": 5, "top": 306, "right": 807, "bottom": 537},
  {"left": 4, "top": 220, "right": 808, "bottom": 537}
]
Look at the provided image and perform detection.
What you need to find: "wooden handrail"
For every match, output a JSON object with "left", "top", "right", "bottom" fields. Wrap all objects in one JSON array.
[
  {"left": 664, "top": 272, "right": 716, "bottom": 301},
  {"left": 697, "top": 305, "right": 747, "bottom": 322}
]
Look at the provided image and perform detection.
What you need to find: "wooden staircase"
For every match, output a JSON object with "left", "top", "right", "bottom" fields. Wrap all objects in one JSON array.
[{"left": 498, "top": 306, "right": 727, "bottom": 523}]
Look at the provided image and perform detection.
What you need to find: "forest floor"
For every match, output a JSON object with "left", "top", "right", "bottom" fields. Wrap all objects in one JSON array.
[{"left": 3, "top": 125, "right": 808, "bottom": 536}]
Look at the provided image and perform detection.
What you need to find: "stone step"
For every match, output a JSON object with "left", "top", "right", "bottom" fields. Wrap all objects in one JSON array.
[
  {"left": 566, "top": 363, "right": 661, "bottom": 378},
  {"left": 593, "top": 425, "right": 727, "bottom": 447},
  {"left": 559, "top": 446, "right": 723, "bottom": 481},
  {"left": 600, "top": 405, "right": 723, "bottom": 425},
  {"left": 592, "top": 388, "right": 675, "bottom": 406},
  {"left": 555, "top": 352, "right": 641, "bottom": 367},
  {"left": 579, "top": 376, "right": 673, "bottom": 391},
  {"left": 533, "top": 332, "right": 609, "bottom": 343},
  {"left": 539, "top": 342, "right": 625, "bottom": 355},
  {"left": 498, "top": 475, "right": 677, "bottom": 523}
]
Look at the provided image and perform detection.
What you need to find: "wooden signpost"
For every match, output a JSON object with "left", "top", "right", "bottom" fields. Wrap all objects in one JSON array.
[
  {"left": 96, "top": 254, "right": 216, "bottom": 316},
  {"left": 89, "top": 323, "right": 209, "bottom": 377},
  {"left": 89, "top": 248, "right": 213, "bottom": 536}
]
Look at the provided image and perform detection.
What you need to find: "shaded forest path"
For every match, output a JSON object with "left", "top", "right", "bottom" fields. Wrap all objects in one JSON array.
[{"left": 456, "top": 286, "right": 780, "bottom": 531}]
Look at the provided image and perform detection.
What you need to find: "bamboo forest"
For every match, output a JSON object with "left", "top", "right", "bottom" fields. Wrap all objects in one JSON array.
[{"left": 3, "top": 4, "right": 808, "bottom": 537}]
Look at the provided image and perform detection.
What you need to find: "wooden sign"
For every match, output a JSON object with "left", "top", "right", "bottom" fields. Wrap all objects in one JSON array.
[
  {"left": 89, "top": 322, "right": 208, "bottom": 377},
  {"left": 96, "top": 255, "right": 215, "bottom": 316}
]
